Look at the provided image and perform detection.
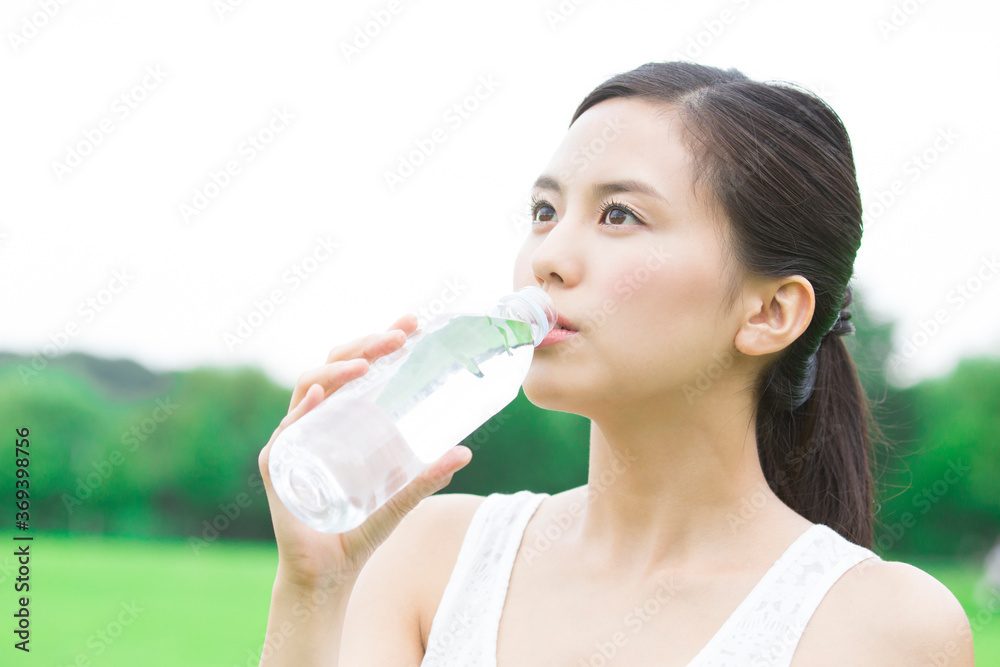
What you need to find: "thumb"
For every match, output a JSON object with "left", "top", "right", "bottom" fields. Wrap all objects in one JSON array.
[
  {"left": 381, "top": 444, "right": 473, "bottom": 522},
  {"left": 346, "top": 445, "right": 473, "bottom": 551}
]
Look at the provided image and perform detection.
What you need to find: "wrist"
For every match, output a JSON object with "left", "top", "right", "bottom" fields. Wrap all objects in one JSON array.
[{"left": 274, "top": 564, "right": 360, "bottom": 599}]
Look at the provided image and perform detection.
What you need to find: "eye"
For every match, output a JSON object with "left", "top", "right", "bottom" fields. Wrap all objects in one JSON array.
[
  {"left": 529, "top": 197, "right": 557, "bottom": 224},
  {"left": 599, "top": 199, "right": 643, "bottom": 228}
]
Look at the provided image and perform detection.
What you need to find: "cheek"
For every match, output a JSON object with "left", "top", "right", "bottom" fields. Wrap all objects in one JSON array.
[{"left": 594, "top": 241, "right": 727, "bottom": 350}]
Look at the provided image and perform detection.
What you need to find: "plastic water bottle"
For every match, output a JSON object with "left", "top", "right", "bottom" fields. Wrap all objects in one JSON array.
[{"left": 268, "top": 286, "right": 557, "bottom": 533}]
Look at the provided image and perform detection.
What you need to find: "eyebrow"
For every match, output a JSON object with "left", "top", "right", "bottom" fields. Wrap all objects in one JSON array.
[{"left": 531, "top": 174, "right": 669, "bottom": 205}]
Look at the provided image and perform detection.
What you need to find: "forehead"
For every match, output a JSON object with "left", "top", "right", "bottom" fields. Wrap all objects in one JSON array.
[{"left": 541, "top": 97, "right": 697, "bottom": 200}]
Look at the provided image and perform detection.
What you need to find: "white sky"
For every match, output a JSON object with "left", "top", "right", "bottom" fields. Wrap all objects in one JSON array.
[{"left": 1, "top": 0, "right": 997, "bottom": 389}]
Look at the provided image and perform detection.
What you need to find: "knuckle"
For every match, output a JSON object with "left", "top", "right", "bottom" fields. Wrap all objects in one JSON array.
[{"left": 295, "top": 370, "right": 314, "bottom": 389}]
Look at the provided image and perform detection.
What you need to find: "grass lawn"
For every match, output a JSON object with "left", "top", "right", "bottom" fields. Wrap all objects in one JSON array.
[
  {"left": 3, "top": 533, "right": 997, "bottom": 665},
  {"left": 3, "top": 532, "right": 278, "bottom": 666}
]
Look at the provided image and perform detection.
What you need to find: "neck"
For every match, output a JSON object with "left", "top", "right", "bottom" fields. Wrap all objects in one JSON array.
[{"left": 570, "top": 389, "right": 803, "bottom": 576}]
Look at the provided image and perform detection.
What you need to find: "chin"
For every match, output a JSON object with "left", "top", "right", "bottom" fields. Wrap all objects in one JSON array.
[{"left": 521, "top": 366, "right": 593, "bottom": 417}]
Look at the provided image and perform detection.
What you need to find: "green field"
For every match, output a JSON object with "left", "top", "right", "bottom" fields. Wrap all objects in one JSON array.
[{"left": 3, "top": 534, "right": 997, "bottom": 665}]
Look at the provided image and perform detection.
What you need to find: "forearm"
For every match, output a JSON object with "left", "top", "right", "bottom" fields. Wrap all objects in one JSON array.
[{"left": 259, "top": 570, "right": 360, "bottom": 667}]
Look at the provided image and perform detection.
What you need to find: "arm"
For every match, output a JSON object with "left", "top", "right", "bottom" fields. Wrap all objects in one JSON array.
[
  {"left": 259, "top": 569, "right": 360, "bottom": 665},
  {"left": 256, "top": 315, "right": 474, "bottom": 666}
]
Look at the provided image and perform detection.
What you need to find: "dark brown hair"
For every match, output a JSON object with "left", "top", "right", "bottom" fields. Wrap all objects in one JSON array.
[{"left": 571, "top": 62, "right": 875, "bottom": 547}]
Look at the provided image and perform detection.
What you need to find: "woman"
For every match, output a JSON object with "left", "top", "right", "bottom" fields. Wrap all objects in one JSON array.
[{"left": 257, "top": 62, "right": 974, "bottom": 665}]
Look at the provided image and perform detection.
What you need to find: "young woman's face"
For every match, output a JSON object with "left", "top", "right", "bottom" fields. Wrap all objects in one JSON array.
[{"left": 513, "top": 97, "right": 750, "bottom": 416}]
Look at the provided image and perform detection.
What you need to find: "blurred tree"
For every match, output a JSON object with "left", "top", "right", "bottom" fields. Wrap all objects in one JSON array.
[
  {"left": 447, "top": 390, "right": 590, "bottom": 497},
  {"left": 878, "top": 358, "right": 1000, "bottom": 557},
  {"left": 1, "top": 321, "right": 994, "bottom": 560}
]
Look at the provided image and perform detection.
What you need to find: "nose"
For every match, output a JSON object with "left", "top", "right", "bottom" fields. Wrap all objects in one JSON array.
[{"left": 530, "top": 214, "right": 583, "bottom": 289}]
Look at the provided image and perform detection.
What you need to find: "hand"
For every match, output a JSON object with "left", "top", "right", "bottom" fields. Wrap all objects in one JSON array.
[{"left": 257, "top": 314, "right": 473, "bottom": 591}]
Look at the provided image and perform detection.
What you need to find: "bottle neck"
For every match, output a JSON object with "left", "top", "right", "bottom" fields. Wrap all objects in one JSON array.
[{"left": 492, "top": 286, "right": 557, "bottom": 346}]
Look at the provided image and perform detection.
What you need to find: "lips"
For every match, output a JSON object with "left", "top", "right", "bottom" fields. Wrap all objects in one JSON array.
[
  {"left": 554, "top": 314, "right": 578, "bottom": 332},
  {"left": 537, "top": 311, "right": 579, "bottom": 349}
]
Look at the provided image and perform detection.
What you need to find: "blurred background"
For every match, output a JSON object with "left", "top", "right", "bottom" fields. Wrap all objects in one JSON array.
[{"left": 1, "top": 0, "right": 998, "bottom": 664}]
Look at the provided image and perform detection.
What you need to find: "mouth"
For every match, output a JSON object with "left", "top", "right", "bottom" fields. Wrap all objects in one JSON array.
[
  {"left": 553, "top": 315, "right": 578, "bottom": 332},
  {"left": 537, "top": 313, "right": 579, "bottom": 349}
]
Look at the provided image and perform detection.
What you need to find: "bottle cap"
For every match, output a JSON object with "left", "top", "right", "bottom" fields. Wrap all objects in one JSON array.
[{"left": 497, "top": 286, "right": 558, "bottom": 346}]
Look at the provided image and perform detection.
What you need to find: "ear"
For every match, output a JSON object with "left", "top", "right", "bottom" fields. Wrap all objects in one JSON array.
[{"left": 734, "top": 275, "right": 815, "bottom": 357}]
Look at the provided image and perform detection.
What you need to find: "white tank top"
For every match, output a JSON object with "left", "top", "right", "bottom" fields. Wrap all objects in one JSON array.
[{"left": 421, "top": 490, "right": 880, "bottom": 667}]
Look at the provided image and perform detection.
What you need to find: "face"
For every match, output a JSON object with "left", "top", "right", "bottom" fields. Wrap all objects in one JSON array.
[{"left": 513, "top": 97, "right": 749, "bottom": 418}]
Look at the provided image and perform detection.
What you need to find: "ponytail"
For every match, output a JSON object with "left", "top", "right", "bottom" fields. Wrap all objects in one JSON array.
[{"left": 755, "top": 288, "right": 875, "bottom": 548}]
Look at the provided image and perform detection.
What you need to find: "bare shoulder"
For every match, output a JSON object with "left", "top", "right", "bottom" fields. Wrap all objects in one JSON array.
[
  {"left": 390, "top": 493, "right": 488, "bottom": 642},
  {"left": 340, "top": 493, "right": 486, "bottom": 664},
  {"left": 794, "top": 558, "right": 975, "bottom": 666}
]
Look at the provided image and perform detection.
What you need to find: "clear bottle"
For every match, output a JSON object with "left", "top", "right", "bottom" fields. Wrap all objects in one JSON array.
[{"left": 268, "top": 286, "right": 557, "bottom": 533}]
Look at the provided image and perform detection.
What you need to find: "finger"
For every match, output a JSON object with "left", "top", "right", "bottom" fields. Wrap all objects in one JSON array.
[
  {"left": 420, "top": 444, "right": 474, "bottom": 481},
  {"left": 295, "top": 326, "right": 410, "bottom": 409},
  {"left": 385, "top": 313, "right": 419, "bottom": 337},
  {"left": 343, "top": 445, "right": 473, "bottom": 553},
  {"left": 262, "top": 383, "right": 329, "bottom": 484},
  {"left": 283, "top": 382, "right": 329, "bottom": 431},
  {"left": 289, "top": 357, "right": 370, "bottom": 411},
  {"left": 324, "top": 314, "right": 417, "bottom": 365},
  {"left": 379, "top": 446, "right": 474, "bottom": 522}
]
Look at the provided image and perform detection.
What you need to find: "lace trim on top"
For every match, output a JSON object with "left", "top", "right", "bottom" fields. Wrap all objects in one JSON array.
[
  {"left": 421, "top": 491, "right": 880, "bottom": 667},
  {"left": 421, "top": 490, "right": 548, "bottom": 667}
]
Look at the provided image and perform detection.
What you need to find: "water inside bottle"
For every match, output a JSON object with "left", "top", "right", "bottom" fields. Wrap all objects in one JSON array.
[
  {"left": 384, "top": 314, "right": 535, "bottom": 463},
  {"left": 275, "top": 314, "right": 535, "bottom": 532}
]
